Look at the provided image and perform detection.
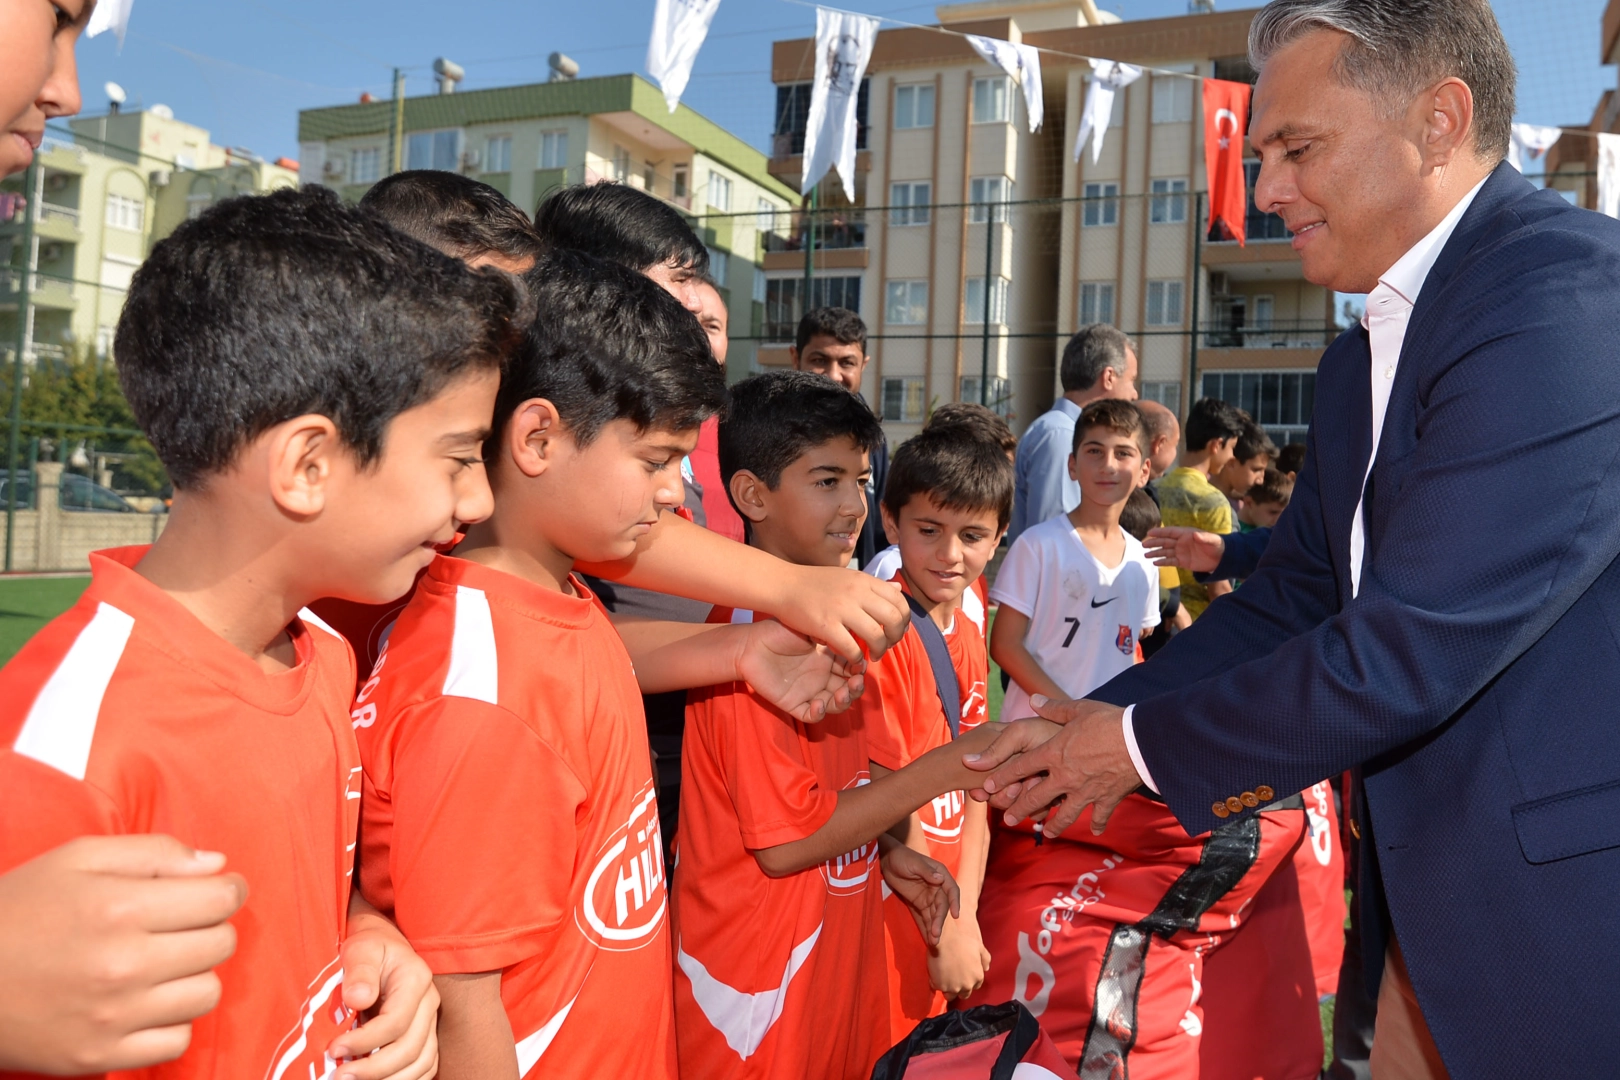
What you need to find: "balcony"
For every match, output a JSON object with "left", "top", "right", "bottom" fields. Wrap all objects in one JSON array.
[
  {"left": 0, "top": 270, "right": 77, "bottom": 311},
  {"left": 1202, "top": 320, "right": 1336, "bottom": 350},
  {"left": 762, "top": 219, "right": 867, "bottom": 253}
]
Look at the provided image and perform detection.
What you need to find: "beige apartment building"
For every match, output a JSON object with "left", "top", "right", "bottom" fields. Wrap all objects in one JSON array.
[
  {"left": 1540, "top": 0, "right": 1620, "bottom": 209},
  {"left": 764, "top": 1, "right": 1335, "bottom": 444}
]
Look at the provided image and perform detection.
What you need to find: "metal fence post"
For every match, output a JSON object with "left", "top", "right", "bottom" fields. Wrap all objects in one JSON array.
[
  {"left": 979, "top": 198, "right": 993, "bottom": 405},
  {"left": 1188, "top": 190, "right": 1204, "bottom": 412},
  {"left": 6, "top": 157, "right": 39, "bottom": 573}
]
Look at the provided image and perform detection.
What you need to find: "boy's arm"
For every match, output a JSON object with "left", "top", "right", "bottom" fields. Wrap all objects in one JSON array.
[
  {"left": 433, "top": 971, "right": 519, "bottom": 1080},
  {"left": 329, "top": 890, "right": 439, "bottom": 1080},
  {"left": 576, "top": 513, "right": 908, "bottom": 663},
  {"left": 1205, "top": 579, "right": 1234, "bottom": 601},
  {"left": 930, "top": 799, "right": 992, "bottom": 1001},
  {"left": 987, "top": 607, "right": 1067, "bottom": 706},
  {"left": 877, "top": 833, "right": 959, "bottom": 948}
]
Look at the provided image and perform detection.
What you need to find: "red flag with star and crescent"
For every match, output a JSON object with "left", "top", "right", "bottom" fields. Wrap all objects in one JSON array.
[{"left": 1202, "top": 78, "right": 1252, "bottom": 246}]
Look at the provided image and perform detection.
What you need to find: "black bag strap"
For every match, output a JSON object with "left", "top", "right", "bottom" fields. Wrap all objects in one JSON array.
[
  {"left": 906, "top": 592, "right": 961, "bottom": 739},
  {"left": 868, "top": 1001, "right": 1043, "bottom": 1080}
]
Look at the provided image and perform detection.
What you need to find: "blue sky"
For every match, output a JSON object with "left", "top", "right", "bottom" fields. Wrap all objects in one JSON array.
[{"left": 67, "top": 0, "right": 1615, "bottom": 165}]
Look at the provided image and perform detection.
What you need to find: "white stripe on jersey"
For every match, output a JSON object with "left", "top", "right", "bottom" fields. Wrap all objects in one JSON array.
[
  {"left": 13, "top": 601, "right": 135, "bottom": 780},
  {"left": 296, "top": 606, "right": 342, "bottom": 638},
  {"left": 515, "top": 990, "right": 579, "bottom": 1075},
  {"left": 442, "top": 585, "right": 498, "bottom": 704},
  {"left": 676, "top": 924, "right": 821, "bottom": 1058}
]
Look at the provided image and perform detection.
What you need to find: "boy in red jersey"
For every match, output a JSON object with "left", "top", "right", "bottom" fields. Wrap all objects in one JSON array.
[
  {"left": 866, "top": 426, "right": 1013, "bottom": 1040},
  {"left": 674, "top": 371, "right": 1028, "bottom": 1080},
  {"left": 0, "top": 188, "right": 525, "bottom": 1079}
]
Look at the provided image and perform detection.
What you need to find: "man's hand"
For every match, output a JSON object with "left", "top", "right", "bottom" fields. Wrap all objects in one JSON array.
[
  {"left": 964, "top": 701, "right": 1142, "bottom": 838},
  {"left": 879, "top": 841, "right": 960, "bottom": 948},
  {"left": 330, "top": 900, "right": 439, "bottom": 1080},
  {"left": 1144, "top": 527, "right": 1225, "bottom": 574},
  {"left": 736, "top": 619, "right": 865, "bottom": 723},
  {"left": 0, "top": 834, "right": 245, "bottom": 1074},
  {"left": 767, "top": 566, "right": 909, "bottom": 664},
  {"left": 928, "top": 916, "right": 990, "bottom": 1003}
]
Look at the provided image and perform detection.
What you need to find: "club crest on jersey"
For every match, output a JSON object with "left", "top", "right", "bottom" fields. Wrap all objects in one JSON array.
[
  {"left": 578, "top": 782, "right": 667, "bottom": 951},
  {"left": 1115, "top": 626, "right": 1134, "bottom": 656},
  {"left": 822, "top": 772, "right": 879, "bottom": 895}
]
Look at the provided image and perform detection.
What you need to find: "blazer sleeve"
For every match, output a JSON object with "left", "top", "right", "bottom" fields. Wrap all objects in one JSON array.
[
  {"left": 1123, "top": 225, "right": 1620, "bottom": 836},
  {"left": 1200, "top": 527, "right": 1272, "bottom": 583}
]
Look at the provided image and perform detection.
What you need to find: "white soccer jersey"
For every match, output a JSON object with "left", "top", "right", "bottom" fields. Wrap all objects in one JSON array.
[{"left": 989, "top": 516, "right": 1160, "bottom": 722}]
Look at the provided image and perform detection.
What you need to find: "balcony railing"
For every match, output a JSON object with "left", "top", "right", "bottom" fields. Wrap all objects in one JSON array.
[
  {"left": 39, "top": 202, "right": 79, "bottom": 226},
  {"left": 762, "top": 219, "right": 868, "bottom": 253},
  {"left": 1202, "top": 320, "right": 1337, "bottom": 349}
]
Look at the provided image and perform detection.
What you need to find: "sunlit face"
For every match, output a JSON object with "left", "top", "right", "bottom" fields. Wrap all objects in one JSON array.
[
  {"left": 695, "top": 281, "right": 728, "bottom": 365},
  {"left": 1069, "top": 427, "right": 1150, "bottom": 508},
  {"left": 1246, "top": 498, "right": 1288, "bottom": 529},
  {"left": 881, "top": 493, "right": 1003, "bottom": 610},
  {"left": 643, "top": 259, "right": 704, "bottom": 314},
  {"left": 742, "top": 436, "right": 871, "bottom": 568},
  {"left": 792, "top": 334, "right": 869, "bottom": 394},
  {"left": 1216, "top": 453, "right": 1269, "bottom": 499},
  {"left": 2, "top": 0, "right": 86, "bottom": 176}
]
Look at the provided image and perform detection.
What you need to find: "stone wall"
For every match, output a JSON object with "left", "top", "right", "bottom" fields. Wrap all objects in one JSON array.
[{"left": 3, "top": 462, "right": 167, "bottom": 572}]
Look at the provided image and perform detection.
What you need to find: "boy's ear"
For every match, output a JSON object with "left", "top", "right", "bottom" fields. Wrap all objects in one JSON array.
[
  {"left": 729, "top": 469, "right": 770, "bottom": 524},
  {"left": 880, "top": 502, "right": 901, "bottom": 546},
  {"left": 1067, "top": 449, "right": 1080, "bottom": 482},
  {"left": 507, "top": 398, "right": 565, "bottom": 479},
  {"left": 265, "top": 414, "right": 343, "bottom": 519}
]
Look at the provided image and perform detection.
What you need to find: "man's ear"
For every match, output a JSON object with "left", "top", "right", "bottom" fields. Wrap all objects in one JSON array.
[
  {"left": 1420, "top": 76, "right": 1475, "bottom": 169},
  {"left": 265, "top": 414, "right": 343, "bottom": 519},
  {"left": 507, "top": 398, "right": 565, "bottom": 479},
  {"left": 788, "top": 346, "right": 802, "bottom": 371},
  {"left": 880, "top": 503, "right": 901, "bottom": 546},
  {"left": 729, "top": 469, "right": 770, "bottom": 524}
]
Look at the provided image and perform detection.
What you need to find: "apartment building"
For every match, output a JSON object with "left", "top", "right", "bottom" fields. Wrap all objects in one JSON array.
[
  {"left": 1, "top": 107, "right": 297, "bottom": 365},
  {"left": 765, "top": 1, "right": 1335, "bottom": 444},
  {"left": 1540, "top": 0, "right": 1620, "bottom": 209},
  {"left": 297, "top": 74, "right": 797, "bottom": 374}
]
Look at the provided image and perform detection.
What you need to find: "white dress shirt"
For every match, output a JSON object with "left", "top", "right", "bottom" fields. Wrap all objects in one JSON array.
[{"left": 1119, "top": 177, "right": 1489, "bottom": 794}]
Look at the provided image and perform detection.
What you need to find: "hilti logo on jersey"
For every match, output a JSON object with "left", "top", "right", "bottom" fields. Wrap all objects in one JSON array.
[
  {"left": 264, "top": 957, "right": 354, "bottom": 1080},
  {"left": 821, "top": 772, "right": 878, "bottom": 895},
  {"left": 920, "top": 789, "right": 965, "bottom": 843},
  {"left": 578, "top": 783, "right": 667, "bottom": 951}
]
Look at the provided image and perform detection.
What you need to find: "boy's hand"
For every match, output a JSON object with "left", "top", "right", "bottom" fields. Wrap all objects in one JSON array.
[
  {"left": 768, "top": 567, "right": 909, "bottom": 664},
  {"left": 736, "top": 619, "right": 866, "bottom": 723},
  {"left": 330, "top": 908, "right": 439, "bottom": 1080},
  {"left": 880, "top": 843, "right": 960, "bottom": 948},
  {"left": 928, "top": 917, "right": 991, "bottom": 1002},
  {"left": 0, "top": 835, "right": 245, "bottom": 1074}
]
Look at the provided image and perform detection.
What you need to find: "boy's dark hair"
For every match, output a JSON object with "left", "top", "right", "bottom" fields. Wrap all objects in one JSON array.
[
  {"left": 882, "top": 427, "right": 1015, "bottom": 531},
  {"left": 360, "top": 171, "right": 545, "bottom": 264},
  {"left": 795, "top": 306, "right": 868, "bottom": 355},
  {"left": 533, "top": 182, "right": 708, "bottom": 274},
  {"left": 1234, "top": 419, "right": 1278, "bottom": 465},
  {"left": 1247, "top": 467, "right": 1295, "bottom": 507},
  {"left": 1184, "top": 397, "right": 1248, "bottom": 453},
  {"left": 1060, "top": 324, "right": 1134, "bottom": 393},
  {"left": 495, "top": 249, "right": 725, "bottom": 453},
  {"left": 720, "top": 371, "right": 884, "bottom": 495},
  {"left": 1120, "top": 488, "right": 1162, "bottom": 542},
  {"left": 1277, "top": 442, "right": 1307, "bottom": 476},
  {"left": 1073, "top": 398, "right": 1151, "bottom": 459},
  {"left": 925, "top": 402, "right": 1017, "bottom": 457},
  {"left": 116, "top": 187, "right": 529, "bottom": 490}
]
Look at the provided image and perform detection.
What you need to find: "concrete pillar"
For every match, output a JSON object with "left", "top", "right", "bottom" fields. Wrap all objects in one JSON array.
[{"left": 34, "top": 460, "right": 62, "bottom": 570}]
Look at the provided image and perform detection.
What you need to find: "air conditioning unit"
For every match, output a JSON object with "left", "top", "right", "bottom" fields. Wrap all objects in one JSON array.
[
  {"left": 41, "top": 243, "right": 64, "bottom": 262},
  {"left": 461, "top": 148, "right": 482, "bottom": 170},
  {"left": 1208, "top": 272, "right": 1231, "bottom": 296},
  {"left": 148, "top": 169, "right": 171, "bottom": 189}
]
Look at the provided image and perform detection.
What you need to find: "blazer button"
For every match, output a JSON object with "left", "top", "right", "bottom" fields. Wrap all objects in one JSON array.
[
  {"left": 1349, "top": 819, "right": 1361, "bottom": 839},
  {"left": 1225, "top": 797, "right": 1245, "bottom": 815},
  {"left": 1255, "top": 785, "right": 1275, "bottom": 802},
  {"left": 1240, "top": 792, "right": 1259, "bottom": 808},
  {"left": 1212, "top": 802, "right": 1231, "bottom": 818}
]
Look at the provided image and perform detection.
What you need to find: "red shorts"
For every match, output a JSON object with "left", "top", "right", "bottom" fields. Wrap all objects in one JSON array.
[{"left": 975, "top": 796, "right": 1306, "bottom": 1080}]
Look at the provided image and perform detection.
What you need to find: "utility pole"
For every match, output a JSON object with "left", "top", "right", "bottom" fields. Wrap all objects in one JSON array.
[
  {"left": 389, "top": 68, "right": 406, "bottom": 174},
  {"left": 6, "top": 159, "right": 39, "bottom": 572},
  {"left": 1188, "top": 190, "right": 1204, "bottom": 411},
  {"left": 979, "top": 199, "right": 995, "bottom": 406},
  {"left": 802, "top": 184, "right": 816, "bottom": 321}
]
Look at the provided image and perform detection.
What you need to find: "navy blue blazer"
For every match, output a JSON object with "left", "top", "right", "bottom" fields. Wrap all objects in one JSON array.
[{"left": 1091, "top": 163, "right": 1620, "bottom": 1076}]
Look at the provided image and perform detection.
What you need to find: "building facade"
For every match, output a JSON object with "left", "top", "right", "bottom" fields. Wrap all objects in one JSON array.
[{"left": 296, "top": 74, "right": 797, "bottom": 375}]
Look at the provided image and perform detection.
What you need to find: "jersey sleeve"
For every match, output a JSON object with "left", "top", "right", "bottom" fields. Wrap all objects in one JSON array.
[
  {"left": 988, "top": 529, "right": 1042, "bottom": 618},
  {"left": 0, "top": 751, "right": 125, "bottom": 872},
  {"left": 694, "top": 685, "right": 837, "bottom": 851},
  {"left": 382, "top": 696, "right": 589, "bottom": 974},
  {"left": 1136, "top": 550, "right": 1163, "bottom": 631}
]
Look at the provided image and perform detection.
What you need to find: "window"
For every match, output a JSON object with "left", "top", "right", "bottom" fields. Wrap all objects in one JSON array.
[
  {"left": 99, "top": 254, "right": 139, "bottom": 291},
  {"left": 959, "top": 376, "right": 1010, "bottom": 408},
  {"left": 1150, "top": 178, "right": 1188, "bottom": 224},
  {"left": 763, "top": 276, "right": 862, "bottom": 340},
  {"left": 775, "top": 81, "right": 869, "bottom": 155},
  {"left": 185, "top": 193, "right": 211, "bottom": 220},
  {"left": 972, "top": 77, "right": 1011, "bottom": 124},
  {"left": 757, "top": 197, "right": 778, "bottom": 232},
  {"left": 708, "top": 249, "right": 729, "bottom": 288},
  {"left": 1200, "top": 370, "right": 1316, "bottom": 445},
  {"left": 612, "top": 146, "right": 631, "bottom": 181},
  {"left": 889, "top": 181, "right": 931, "bottom": 226},
  {"left": 104, "top": 193, "right": 143, "bottom": 232},
  {"left": 964, "top": 277, "right": 1009, "bottom": 325},
  {"left": 752, "top": 270, "right": 767, "bottom": 305},
  {"left": 406, "top": 129, "right": 461, "bottom": 171},
  {"left": 95, "top": 325, "right": 115, "bottom": 359},
  {"left": 1151, "top": 77, "right": 1194, "bottom": 124},
  {"left": 351, "top": 147, "right": 381, "bottom": 184},
  {"left": 1079, "top": 282, "right": 1115, "bottom": 326},
  {"left": 882, "top": 377, "right": 926, "bottom": 422},
  {"left": 484, "top": 136, "right": 512, "bottom": 173},
  {"left": 644, "top": 161, "right": 657, "bottom": 190},
  {"left": 539, "top": 130, "right": 569, "bottom": 169},
  {"left": 708, "top": 172, "right": 733, "bottom": 211},
  {"left": 894, "top": 84, "right": 935, "bottom": 129},
  {"left": 969, "top": 176, "right": 1012, "bottom": 224},
  {"left": 672, "top": 164, "right": 690, "bottom": 200},
  {"left": 885, "top": 280, "right": 929, "bottom": 325},
  {"left": 1140, "top": 381, "right": 1182, "bottom": 411},
  {"left": 1082, "top": 182, "right": 1118, "bottom": 227},
  {"left": 1252, "top": 294, "right": 1275, "bottom": 330},
  {"left": 1146, "top": 280, "right": 1186, "bottom": 326}
]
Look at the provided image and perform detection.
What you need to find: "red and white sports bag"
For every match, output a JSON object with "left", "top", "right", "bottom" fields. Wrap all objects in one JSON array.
[{"left": 870, "top": 1002, "right": 1081, "bottom": 1080}]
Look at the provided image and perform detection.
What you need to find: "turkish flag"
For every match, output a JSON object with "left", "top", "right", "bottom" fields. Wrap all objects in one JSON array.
[{"left": 1202, "top": 78, "right": 1252, "bottom": 246}]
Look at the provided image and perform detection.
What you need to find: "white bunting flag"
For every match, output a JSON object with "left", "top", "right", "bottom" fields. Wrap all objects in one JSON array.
[
  {"left": 964, "top": 35, "right": 1043, "bottom": 133},
  {"left": 1598, "top": 133, "right": 1620, "bottom": 220},
  {"left": 1508, "top": 123, "right": 1562, "bottom": 173},
  {"left": 85, "top": 0, "right": 134, "bottom": 48},
  {"left": 802, "top": 7, "right": 879, "bottom": 197},
  {"left": 1074, "top": 60, "right": 1142, "bottom": 164},
  {"left": 646, "top": 0, "right": 723, "bottom": 114}
]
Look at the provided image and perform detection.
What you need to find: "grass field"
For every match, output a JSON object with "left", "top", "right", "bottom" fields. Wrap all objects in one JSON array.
[{"left": 0, "top": 576, "right": 90, "bottom": 664}]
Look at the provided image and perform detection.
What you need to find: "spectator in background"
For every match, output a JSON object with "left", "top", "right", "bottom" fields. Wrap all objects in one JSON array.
[
  {"left": 689, "top": 275, "right": 747, "bottom": 543},
  {"left": 1277, "top": 441, "right": 1307, "bottom": 481},
  {"left": 791, "top": 306, "right": 888, "bottom": 568},
  {"left": 1135, "top": 399, "right": 1182, "bottom": 497},
  {"left": 929, "top": 402, "right": 1018, "bottom": 462},
  {"left": 1158, "top": 398, "right": 1245, "bottom": 619},
  {"left": 358, "top": 170, "right": 543, "bottom": 273},
  {"left": 1008, "top": 325, "right": 1138, "bottom": 544},
  {"left": 1241, "top": 468, "right": 1294, "bottom": 531},
  {"left": 1213, "top": 418, "right": 1277, "bottom": 519}
]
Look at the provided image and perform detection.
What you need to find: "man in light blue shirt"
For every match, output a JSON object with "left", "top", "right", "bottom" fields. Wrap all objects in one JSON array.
[{"left": 1008, "top": 324, "right": 1140, "bottom": 542}]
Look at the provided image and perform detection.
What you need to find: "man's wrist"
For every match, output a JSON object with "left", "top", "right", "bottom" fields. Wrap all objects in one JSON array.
[{"left": 1120, "top": 705, "right": 1159, "bottom": 794}]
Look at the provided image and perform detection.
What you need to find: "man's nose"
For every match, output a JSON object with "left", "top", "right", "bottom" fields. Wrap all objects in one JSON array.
[{"left": 1252, "top": 156, "right": 1293, "bottom": 217}]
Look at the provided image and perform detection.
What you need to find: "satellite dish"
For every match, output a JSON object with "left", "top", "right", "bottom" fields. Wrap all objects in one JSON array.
[
  {"left": 150, "top": 104, "right": 173, "bottom": 119},
  {"left": 104, "top": 81, "right": 127, "bottom": 105}
]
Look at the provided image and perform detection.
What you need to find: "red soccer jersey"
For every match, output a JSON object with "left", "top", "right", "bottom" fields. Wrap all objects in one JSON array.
[
  {"left": 355, "top": 555, "right": 673, "bottom": 1079},
  {"left": 672, "top": 607, "right": 888, "bottom": 1080},
  {"left": 0, "top": 547, "right": 362, "bottom": 1080}
]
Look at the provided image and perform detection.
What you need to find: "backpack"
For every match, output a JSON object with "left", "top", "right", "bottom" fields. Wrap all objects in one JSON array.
[
  {"left": 870, "top": 1002, "right": 1080, "bottom": 1080},
  {"left": 905, "top": 592, "right": 961, "bottom": 738}
]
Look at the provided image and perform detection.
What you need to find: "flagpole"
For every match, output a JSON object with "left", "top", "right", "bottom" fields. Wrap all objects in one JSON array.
[
  {"left": 803, "top": 184, "right": 816, "bottom": 319},
  {"left": 1188, "top": 190, "right": 1203, "bottom": 411},
  {"left": 980, "top": 198, "right": 993, "bottom": 406}
]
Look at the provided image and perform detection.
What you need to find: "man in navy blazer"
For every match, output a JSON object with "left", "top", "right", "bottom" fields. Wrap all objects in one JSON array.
[{"left": 966, "top": 2, "right": 1620, "bottom": 1076}]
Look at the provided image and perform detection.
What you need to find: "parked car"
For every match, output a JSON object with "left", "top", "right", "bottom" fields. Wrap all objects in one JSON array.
[{"left": 0, "top": 470, "right": 150, "bottom": 513}]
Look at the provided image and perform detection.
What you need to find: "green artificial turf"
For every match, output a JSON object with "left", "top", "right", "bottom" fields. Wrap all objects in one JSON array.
[
  {"left": 0, "top": 576, "right": 89, "bottom": 663},
  {"left": 987, "top": 607, "right": 1005, "bottom": 722}
]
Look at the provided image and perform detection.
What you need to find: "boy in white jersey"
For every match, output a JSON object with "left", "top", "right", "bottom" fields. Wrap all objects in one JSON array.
[{"left": 990, "top": 399, "right": 1160, "bottom": 722}]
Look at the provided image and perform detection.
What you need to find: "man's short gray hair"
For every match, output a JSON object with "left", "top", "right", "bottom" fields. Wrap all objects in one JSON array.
[
  {"left": 1249, "top": 0, "right": 1515, "bottom": 162},
  {"left": 1060, "top": 324, "right": 1133, "bottom": 394}
]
